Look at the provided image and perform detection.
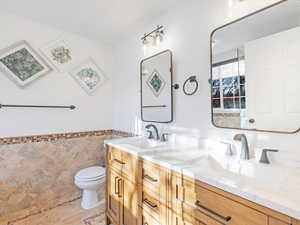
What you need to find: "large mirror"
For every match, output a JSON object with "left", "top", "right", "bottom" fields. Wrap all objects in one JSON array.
[
  {"left": 141, "top": 50, "right": 173, "bottom": 123},
  {"left": 211, "top": 0, "right": 300, "bottom": 134}
]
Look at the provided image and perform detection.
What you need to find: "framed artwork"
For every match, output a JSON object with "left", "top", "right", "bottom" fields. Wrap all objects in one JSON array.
[
  {"left": 40, "top": 37, "right": 73, "bottom": 71},
  {"left": 0, "top": 40, "right": 53, "bottom": 87},
  {"left": 147, "top": 69, "right": 166, "bottom": 97},
  {"left": 70, "top": 59, "right": 107, "bottom": 94}
]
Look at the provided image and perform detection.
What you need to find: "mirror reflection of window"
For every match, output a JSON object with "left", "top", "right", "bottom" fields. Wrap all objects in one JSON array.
[
  {"left": 211, "top": 0, "right": 300, "bottom": 133},
  {"left": 212, "top": 49, "right": 246, "bottom": 111}
]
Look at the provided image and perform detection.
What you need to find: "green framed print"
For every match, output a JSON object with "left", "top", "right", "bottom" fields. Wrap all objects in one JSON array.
[
  {"left": 70, "top": 58, "right": 107, "bottom": 95},
  {"left": 0, "top": 40, "right": 53, "bottom": 87},
  {"left": 40, "top": 37, "right": 73, "bottom": 71}
]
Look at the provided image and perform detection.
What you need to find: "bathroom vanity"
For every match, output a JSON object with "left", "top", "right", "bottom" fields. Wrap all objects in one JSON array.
[
  {"left": 105, "top": 1, "right": 300, "bottom": 224},
  {"left": 104, "top": 137, "right": 300, "bottom": 225}
]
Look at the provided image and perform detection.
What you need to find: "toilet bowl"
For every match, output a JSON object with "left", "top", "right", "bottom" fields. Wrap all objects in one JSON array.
[{"left": 74, "top": 166, "right": 105, "bottom": 209}]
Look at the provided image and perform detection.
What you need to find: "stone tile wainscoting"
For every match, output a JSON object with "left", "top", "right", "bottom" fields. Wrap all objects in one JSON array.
[{"left": 0, "top": 130, "right": 134, "bottom": 225}]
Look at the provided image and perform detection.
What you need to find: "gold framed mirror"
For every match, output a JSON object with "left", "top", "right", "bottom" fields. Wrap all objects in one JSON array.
[{"left": 210, "top": 0, "right": 300, "bottom": 134}]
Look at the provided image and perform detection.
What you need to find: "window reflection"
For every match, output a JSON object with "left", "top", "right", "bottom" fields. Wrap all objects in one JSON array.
[{"left": 211, "top": 58, "right": 246, "bottom": 110}]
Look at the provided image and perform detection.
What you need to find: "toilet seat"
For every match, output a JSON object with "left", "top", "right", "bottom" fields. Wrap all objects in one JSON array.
[{"left": 75, "top": 166, "right": 105, "bottom": 182}]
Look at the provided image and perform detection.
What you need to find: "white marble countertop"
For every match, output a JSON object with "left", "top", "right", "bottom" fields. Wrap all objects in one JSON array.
[{"left": 104, "top": 136, "right": 300, "bottom": 220}]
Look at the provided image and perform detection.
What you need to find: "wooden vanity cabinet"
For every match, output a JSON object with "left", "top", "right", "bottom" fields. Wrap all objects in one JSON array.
[
  {"left": 106, "top": 146, "right": 299, "bottom": 225},
  {"left": 171, "top": 173, "right": 296, "bottom": 225},
  {"left": 106, "top": 147, "right": 138, "bottom": 225}
]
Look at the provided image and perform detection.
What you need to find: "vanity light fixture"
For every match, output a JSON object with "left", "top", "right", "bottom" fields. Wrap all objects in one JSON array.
[{"left": 141, "top": 25, "right": 165, "bottom": 56}]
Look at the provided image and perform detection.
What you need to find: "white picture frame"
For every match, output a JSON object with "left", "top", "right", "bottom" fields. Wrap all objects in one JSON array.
[
  {"left": 0, "top": 40, "right": 53, "bottom": 87},
  {"left": 40, "top": 37, "right": 73, "bottom": 71},
  {"left": 70, "top": 59, "right": 107, "bottom": 95}
]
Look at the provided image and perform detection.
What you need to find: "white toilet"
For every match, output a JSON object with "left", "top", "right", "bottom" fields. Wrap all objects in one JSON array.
[{"left": 74, "top": 166, "right": 106, "bottom": 209}]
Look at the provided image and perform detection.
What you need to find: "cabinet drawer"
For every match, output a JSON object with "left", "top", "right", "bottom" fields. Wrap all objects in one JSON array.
[
  {"left": 181, "top": 202, "right": 231, "bottom": 225},
  {"left": 139, "top": 207, "right": 161, "bottom": 225},
  {"left": 269, "top": 217, "right": 290, "bottom": 225},
  {"left": 180, "top": 179, "right": 268, "bottom": 225},
  {"left": 173, "top": 214, "right": 204, "bottom": 225},
  {"left": 108, "top": 147, "right": 124, "bottom": 173},
  {"left": 107, "top": 147, "right": 138, "bottom": 182},
  {"left": 139, "top": 162, "right": 161, "bottom": 195},
  {"left": 122, "top": 150, "right": 138, "bottom": 181},
  {"left": 293, "top": 219, "right": 300, "bottom": 225},
  {"left": 139, "top": 189, "right": 162, "bottom": 222}
]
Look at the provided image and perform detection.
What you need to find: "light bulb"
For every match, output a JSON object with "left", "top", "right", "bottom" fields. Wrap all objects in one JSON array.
[
  {"left": 155, "top": 31, "right": 164, "bottom": 48},
  {"left": 228, "top": 0, "right": 234, "bottom": 18},
  {"left": 142, "top": 37, "right": 149, "bottom": 56}
]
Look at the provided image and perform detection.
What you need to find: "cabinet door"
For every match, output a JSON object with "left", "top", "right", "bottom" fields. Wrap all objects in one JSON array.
[
  {"left": 269, "top": 217, "right": 290, "bottom": 225},
  {"left": 107, "top": 169, "right": 122, "bottom": 224},
  {"left": 139, "top": 207, "right": 161, "bottom": 225},
  {"left": 122, "top": 178, "right": 138, "bottom": 225},
  {"left": 174, "top": 215, "right": 203, "bottom": 225}
]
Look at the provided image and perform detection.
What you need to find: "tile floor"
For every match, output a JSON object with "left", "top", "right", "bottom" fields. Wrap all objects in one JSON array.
[{"left": 5, "top": 199, "right": 106, "bottom": 225}]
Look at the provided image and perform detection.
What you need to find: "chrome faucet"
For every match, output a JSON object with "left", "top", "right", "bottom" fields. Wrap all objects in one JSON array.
[
  {"left": 259, "top": 149, "right": 279, "bottom": 164},
  {"left": 233, "top": 134, "right": 250, "bottom": 160},
  {"left": 145, "top": 124, "right": 159, "bottom": 140},
  {"left": 160, "top": 133, "right": 169, "bottom": 142}
]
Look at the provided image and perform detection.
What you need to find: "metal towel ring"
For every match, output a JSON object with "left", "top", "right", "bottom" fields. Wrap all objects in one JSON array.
[{"left": 183, "top": 76, "right": 198, "bottom": 96}]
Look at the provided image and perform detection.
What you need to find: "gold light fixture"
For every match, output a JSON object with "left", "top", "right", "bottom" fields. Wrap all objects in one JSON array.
[{"left": 141, "top": 25, "right": 165, "bottom": 56}]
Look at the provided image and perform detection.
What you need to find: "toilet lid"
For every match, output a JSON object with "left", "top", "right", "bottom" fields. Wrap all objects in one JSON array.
[{"left": 75, "top": 166, "right": 105, "bottom": 181}]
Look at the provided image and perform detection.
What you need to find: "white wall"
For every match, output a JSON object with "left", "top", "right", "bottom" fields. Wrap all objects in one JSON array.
[
  {"left": 112, "top": 0, "right": 300, "bottom": 154},
  {"left": 0, "top": 13, "right": 113, "bottom": 137}
]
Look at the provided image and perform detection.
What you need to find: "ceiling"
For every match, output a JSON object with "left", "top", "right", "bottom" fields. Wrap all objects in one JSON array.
[
  {"left": 213, "top": 0, "right": 300, "bottom": 55},
  {"left": 0, "top": 0, "right": 181, "bottom": 44}
]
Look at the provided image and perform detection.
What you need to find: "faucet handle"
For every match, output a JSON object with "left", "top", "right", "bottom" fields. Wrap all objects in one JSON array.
[
  {"left": 160, "top": 133, "right": 169, "bottom": 142},
  {"left": 233, "top": 134, "right": 244, "bottom": 141},
  {"left": 259, "top": 149, "right": 279, "bottom": 164},
  {"left": 146, "top": 130, "right": 154, "bottom": 139},
  {"left": 220, "top": 141, "right": 234, "bottom": 156}
]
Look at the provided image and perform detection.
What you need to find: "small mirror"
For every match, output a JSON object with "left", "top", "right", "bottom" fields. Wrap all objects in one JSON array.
[
  {"left": 211, "top": 0, "right": 300, "bottom": 133},
  {"left": 141, "top": 50, "right": 173, "bottom": 123}
]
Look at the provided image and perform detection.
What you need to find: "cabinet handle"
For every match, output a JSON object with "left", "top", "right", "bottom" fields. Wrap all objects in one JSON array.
[
  {"left": 114, "top": 177, "right": 119, "bottom": 195},
  {"left": 143, "top": 174, "right": 158, "bottom": 182},
  {"left": 143, "top": 198, "right": 158, "bottom": 209},
  {"left": 114, "top": 159, "right": 125, "bottom": 165},
  {"left": 117, "top": 178, "right": 122, "bottom": 197},
  {"left": 195, "top": 200, "right": 231, "bottom": 222}
]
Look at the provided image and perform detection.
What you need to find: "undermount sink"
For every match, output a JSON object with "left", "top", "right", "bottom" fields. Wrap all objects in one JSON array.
[{"left": 122, "top": 138, "right": 167, "bottom": 150}]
